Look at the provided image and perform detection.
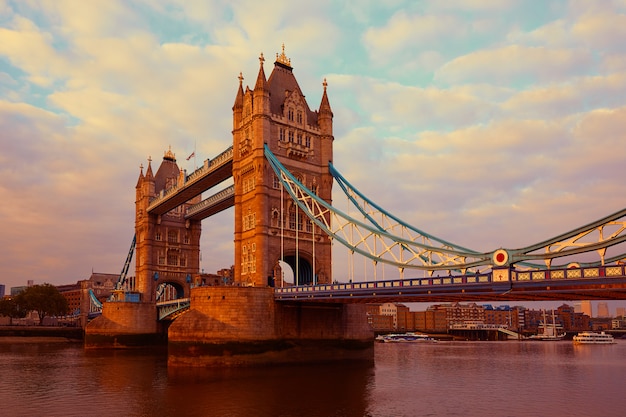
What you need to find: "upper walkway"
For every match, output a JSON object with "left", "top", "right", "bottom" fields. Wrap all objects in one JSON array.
[{"left": 147, "top": 146, "right": 234, "bottom": 217}]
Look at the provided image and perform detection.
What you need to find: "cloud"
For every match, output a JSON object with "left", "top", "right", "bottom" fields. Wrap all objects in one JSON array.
[
  {"left": 502, "top": 72, "right": 626, "bottom": 119},
  {"left": 435, "top": 45, "right": 594, "bottom": 86},
  {"left": 1, "top": 0, "right": 625, "bottom": 291}
]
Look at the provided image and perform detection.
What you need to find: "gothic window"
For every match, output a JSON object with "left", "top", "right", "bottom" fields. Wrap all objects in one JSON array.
[
  {"left": 167, "top": 253, "right": 178, "bottom": 266},
  {"left": 243, "top": 210, "right": 256, "bottom": 231},
  {"left": 306, "top": 220, "right": 313, "bottom": 233},
  {"left": 158, "top": 253, "right": 165, "bottom": 265},
  {"left": 242, "top": 245, "right": 248, "bottom": 275},
  {"left": 155, "top": 231, "right": 162, "bottom": 241},
  {"left": 279, "top": 128, "right": 285, "bottom": 142},
  {"left": 305, "top": 135, "right": 311, "bottom": 147},
  {"left": 288, "top": 108, "right": 294, "bottom": 121},
  {"left": 289, "top": 206, "right": 296, "bottom": 230},
  {"left": 180, "top": 257, "right": 187, "bottom": 267},
  {"left": 288, "top": 131, "right": 294, "bottom": 142},
  {"left": 271, "top": 208, "right": 280, "bottom": 227},
  {"left": 297, "top": 133, "right": 302, "bottom": 145},
  {"left": 243, "top": 175, "right": 256, "bottom": 193},
  {"left": 168, "top": 230, "right": 178, "bottom": 243},
  {"left": 297, "top": 110, "right": 303, "bottom": 124},
  {"left": 273, "top": 174, "right": 280, "bottom": 189},
  {"left": 184, "top": 235, "right": 190, "bottom": 244}
]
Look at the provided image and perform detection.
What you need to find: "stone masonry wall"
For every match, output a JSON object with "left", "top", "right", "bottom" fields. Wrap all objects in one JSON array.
[
  {"left": 85, "top": 302, "right": 157, "bottom": 335},
  {"left": 168, "top": 286, "right": 277, "bottom": 342}
]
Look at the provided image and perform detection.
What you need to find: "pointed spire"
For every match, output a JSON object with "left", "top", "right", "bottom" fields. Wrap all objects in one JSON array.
[
  {"left": 319, "top": 78, "right": 333, "bottom": 116},
  {"left": 136, "top": 163, "right": 145, "bottom": 188},
  {"left": 254, "top": 52, "right": 267, "bottom": 92},
  {"left": 233, "top": 72, "right": 244, "bottom": 110},
  {"left": 146, "top": 156, "right": 154, "bottom": 179}
]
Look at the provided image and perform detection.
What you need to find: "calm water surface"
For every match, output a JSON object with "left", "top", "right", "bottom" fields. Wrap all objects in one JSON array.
[{"left": 1, "top": 339, "right": 624, "bottom": 416}]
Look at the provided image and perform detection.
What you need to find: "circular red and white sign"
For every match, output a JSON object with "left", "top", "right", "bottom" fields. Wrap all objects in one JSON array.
[{"left": 493, "top": 249, "right": 509, "bottom": 266}]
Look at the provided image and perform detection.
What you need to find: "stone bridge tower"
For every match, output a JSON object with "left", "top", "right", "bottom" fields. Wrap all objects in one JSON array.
[
  {"left": 232, "top": 47, "right": 334, "bottom": 287},
  {"left": 134, "top": 148, "right": 202, "bottom": 301}
]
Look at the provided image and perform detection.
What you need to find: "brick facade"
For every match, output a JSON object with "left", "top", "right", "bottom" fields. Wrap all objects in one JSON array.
[
  {"left": 232, "top": 48, "right": 334, "bottom": 287},
  {"left": 134, "top": 149, "right": 202, "bottom": 301}
]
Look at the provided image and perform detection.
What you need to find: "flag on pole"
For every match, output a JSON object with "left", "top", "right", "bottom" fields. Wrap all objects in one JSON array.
[{"left": 186, "top": 152, "right": 195, "bottom": 161}]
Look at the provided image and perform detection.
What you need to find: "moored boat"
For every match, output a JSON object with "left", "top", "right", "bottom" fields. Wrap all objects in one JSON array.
[
  {"left": 573, "top": 331, "right": 615, "bottom": 345},
  {"left": 376, "top": 332, "right": 437, "bottom": 343},
  {"left": 528, "top": 309, "right": 566, "bottom": 341}
]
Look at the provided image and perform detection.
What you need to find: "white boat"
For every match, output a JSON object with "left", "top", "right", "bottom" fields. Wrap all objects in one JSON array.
[
  {"left": 376, "top": 332, "right": 437, "bottom": 343},
  {"left": 573, "top": 331, "right": 616, "bottom": 345}
]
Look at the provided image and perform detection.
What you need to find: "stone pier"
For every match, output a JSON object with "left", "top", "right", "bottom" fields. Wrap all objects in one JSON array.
[
  {"left": 84, "top": 302, "right": 162, "bottom": 347},
  {"left": 168, "top": 286, "right": 374, "bottom": 367}
]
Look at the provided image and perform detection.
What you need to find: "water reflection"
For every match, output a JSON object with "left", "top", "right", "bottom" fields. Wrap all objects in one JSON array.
[
  {"left": 0, "top": 343, "right": 374, "bottom": 417},
  {"left": 167, "top": 361, "right": 374, "bottom": 417},
  {"left": 1, "top": 341, "right": 625, "bottom": 417}
]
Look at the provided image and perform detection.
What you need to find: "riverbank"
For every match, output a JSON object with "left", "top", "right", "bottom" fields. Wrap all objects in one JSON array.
[{"left": 0, "top": 326, "right": 83, "bottom": 343}]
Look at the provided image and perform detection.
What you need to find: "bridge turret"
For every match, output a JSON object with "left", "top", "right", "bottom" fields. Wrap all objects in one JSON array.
[
  {"left": 318, "top": 78, "right": 334, "bottom": 177},
  {"left": 134, "top": 149, "right": 202, "bottom": 303},
  {"left": 232, "top": 46, "right": 333, "bottom": 287},
  {"left": 232, "top": 72, "right": 244, "bottom": 129},
  {"left": 253, "top": 53, "right": 270, "bottom": 115}
]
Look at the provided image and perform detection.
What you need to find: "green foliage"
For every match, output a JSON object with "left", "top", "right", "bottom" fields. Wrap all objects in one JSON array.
[
  {"left": 0, "top": 297, "right": 28, "bottom": 322},
  {"left": 14, "top": 284, "right": 69, "bottom": 325}
]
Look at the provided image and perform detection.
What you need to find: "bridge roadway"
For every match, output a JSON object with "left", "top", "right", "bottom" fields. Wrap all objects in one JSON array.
[
  {"left": 274, "top": 264, "right": 626, "bottom": 304},
  {"left": 154, "top": 264, "right": 626, "bottom": 319},
  {"left": 147, "top": 146, "right": 234, "bottom": 218}
]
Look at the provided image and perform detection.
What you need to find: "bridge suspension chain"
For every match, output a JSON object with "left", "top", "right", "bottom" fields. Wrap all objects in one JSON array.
[
  {"left": 265, "top": 145, "right": 490, "bottom": 272},
  {"left": 265, "top": 145, "right": 626, "bottom": 271}
]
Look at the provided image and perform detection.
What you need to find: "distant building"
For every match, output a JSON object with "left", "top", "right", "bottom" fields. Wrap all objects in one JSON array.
[
  {"left": 429, "top": 302, "right": 485, "bottom": 329},
  {"left": 597, "top": 302, "right": 610, "bottom": 318},
  {"left": 0, "top": 284, "right": 4, "bottom": 297},
  {"left": 483, "top": 305, "right": 526, "bottom": 331},
  {"left": 10, "top": 286, "right": 27, "bottom": 296},
  {"left": 575, "top": 300, "right": 593, "bottom": 317},
  {"left": 616, "top": 307, "right": 626, "bottom": 318}
]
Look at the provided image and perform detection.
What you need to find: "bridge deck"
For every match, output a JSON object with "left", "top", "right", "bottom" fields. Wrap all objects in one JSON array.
[
  {"left": 275, "top": 265, "right": 626, "bottom": 303},
  {"left": 148, "top": 148, "right": 233, "bottom": 215}
]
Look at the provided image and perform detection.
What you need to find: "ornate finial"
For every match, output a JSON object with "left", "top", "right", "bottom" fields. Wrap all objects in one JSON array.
[
  {"left": 164, "top": 145, "right": 176, "bottom": 161},
  {"left": 323, "top": 78, "right": 328, "bottom": 90},
  {"left": 276, "top": 43, "right": 291, "bottom": 67},
  {"left": 259, "top": 52, "right": 265, "bottom": 65},
  {"left": 238, "top": 72, "right": 244, "bottom": 84},
  {"left": 148, "top": 156, "right": 152, "bottom": 164},
  {"left": 140, "top": 163, "right": 143, "bottom": 172}
]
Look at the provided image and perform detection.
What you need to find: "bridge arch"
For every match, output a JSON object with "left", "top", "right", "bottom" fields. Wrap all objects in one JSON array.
[
  {"left": 282, "top": 253, "right": 314, "bottom": 286},
  {"left": 154, "top": 276, "right": 188, "bottom": 301}
]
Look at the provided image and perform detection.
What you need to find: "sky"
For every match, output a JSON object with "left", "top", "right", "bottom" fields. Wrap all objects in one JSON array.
[{"left": 2, "top": 0, "right": 626, "bottom": 311}]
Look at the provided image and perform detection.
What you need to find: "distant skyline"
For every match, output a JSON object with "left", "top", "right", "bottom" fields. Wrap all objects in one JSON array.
[{"left": 2, "top": 1, "right": 626, "bottom": 310}]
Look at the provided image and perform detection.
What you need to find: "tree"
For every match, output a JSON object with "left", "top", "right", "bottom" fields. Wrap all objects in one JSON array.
[
  {"left": 0, "top": 297, "right": 28, "bottom": 325},
  {"left": 14, "top": 284, "right": 69, "bottom": 325}
]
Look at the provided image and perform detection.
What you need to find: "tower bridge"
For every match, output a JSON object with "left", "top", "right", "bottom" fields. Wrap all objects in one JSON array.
[{"left": 85, "top": 46, "right": 626, "bottom": 366}]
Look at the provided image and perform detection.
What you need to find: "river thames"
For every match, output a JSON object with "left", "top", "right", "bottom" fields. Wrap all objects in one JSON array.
[{"left": 1, "top": 339, "right": 624, "bottom": 417}]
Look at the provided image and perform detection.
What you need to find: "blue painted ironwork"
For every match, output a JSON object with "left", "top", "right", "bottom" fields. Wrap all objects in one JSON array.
[
  {"left": 116, "top": 234, "right": 136, "bottom": 291},
  {"left": 157, "top": 298, "right": 190, "bottom": 320},
  {"left": 87, "top": 288, "right": 103, "bottom": 317},
  {"left": 265, "top": 145, "right": 626, "bottom": 272}
]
